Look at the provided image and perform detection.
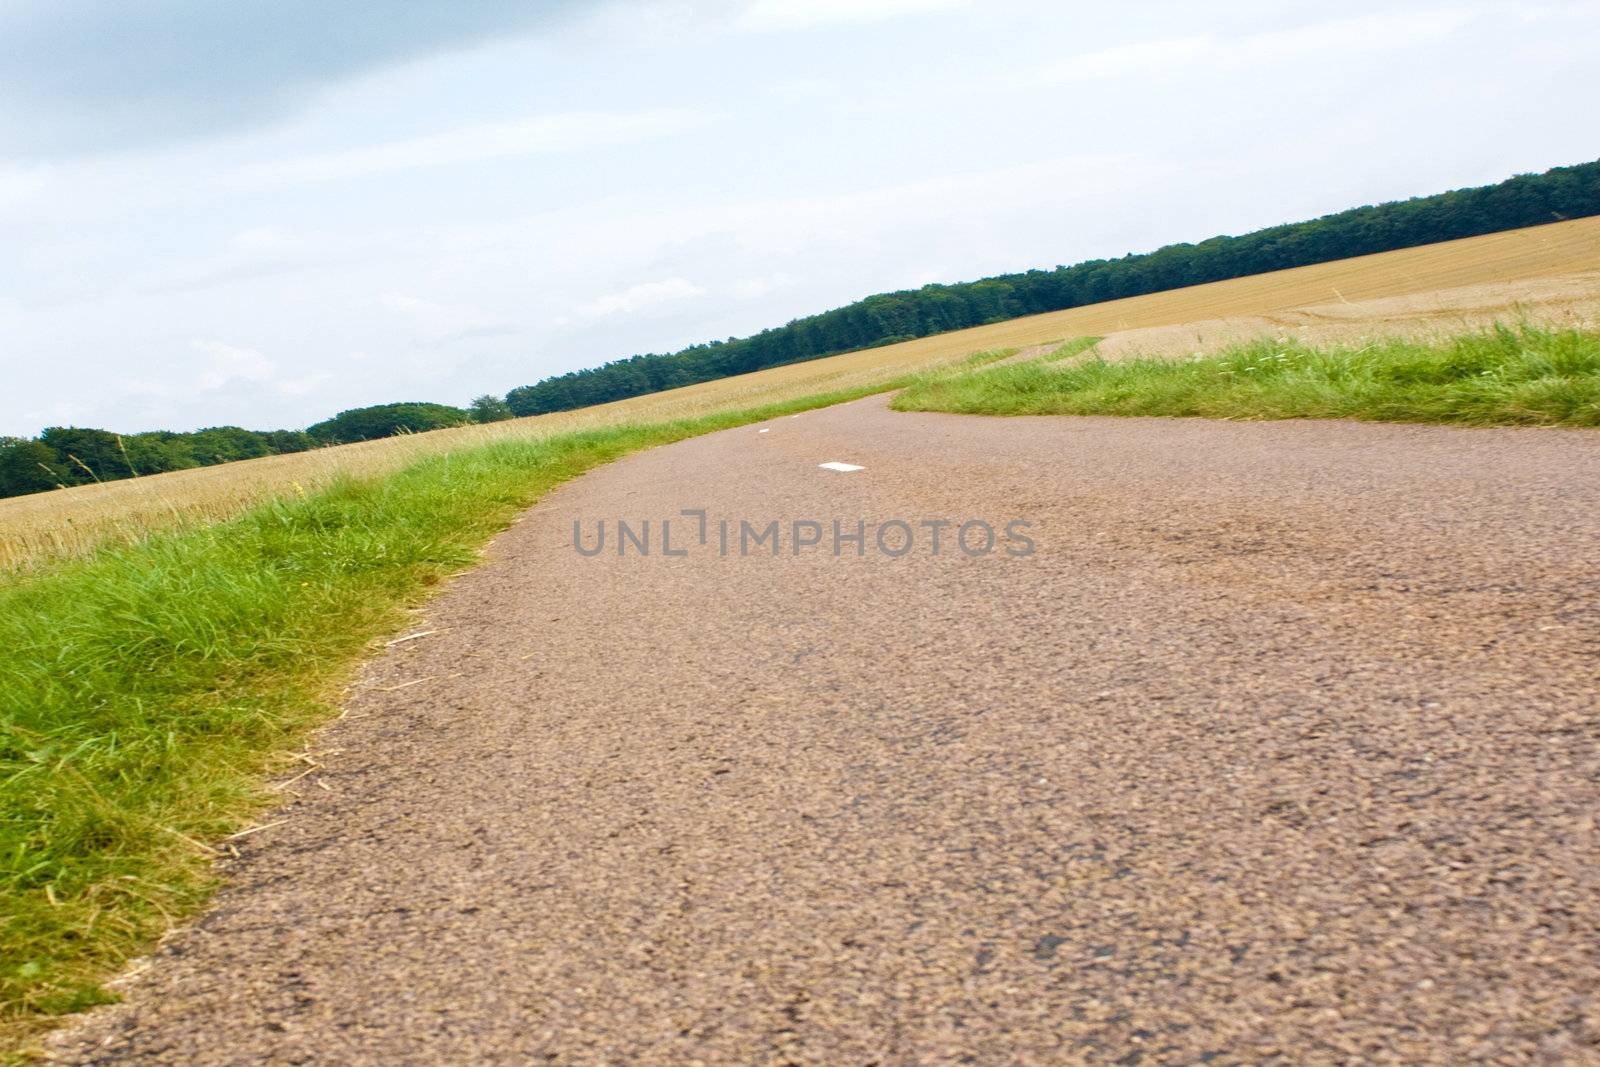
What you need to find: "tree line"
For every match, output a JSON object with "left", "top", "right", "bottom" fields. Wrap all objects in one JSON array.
[
  {"left": 504, "top": 158, "right": 1600, "bottom": 415},
  {"left": 4, "top": 159, "right": 1595, "bottom": 499},
  {"left": 0, "top": 400, "right": 512, "bottom": 498}
]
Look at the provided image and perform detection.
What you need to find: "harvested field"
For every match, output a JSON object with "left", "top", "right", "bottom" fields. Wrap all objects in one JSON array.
[{"left": 1092, "top": 271, "right": 1600, "bottom": 363}]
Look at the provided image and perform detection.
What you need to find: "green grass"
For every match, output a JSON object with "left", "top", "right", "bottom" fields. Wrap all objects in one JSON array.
[
  {"left": 956, "top": 347, "right": 1020, "bottom": 368},
  {"left": 1036, "top": 335, "right": 1103, "bottom": 362},
  {"left": 0, "top": 384, "right": 897, "bottom": 1051},
  {"left": 892, "top": 324, "right": 1600, "bottom": 426}
]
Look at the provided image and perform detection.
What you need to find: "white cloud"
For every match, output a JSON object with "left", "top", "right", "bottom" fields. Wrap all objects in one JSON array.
[
  {"left": 276, "top": 373, "right": 334, "bottom": 397},
  {"left": 575, "top": 278, "right": 708, "bottom": 318},
  {"left": 1015, "top": 9, "right": 1486, "bottom": 87},
  {"left": 192, "top": 340, "right": 277, "bottom": 392},
  {"left": 379, "top": 292, "right": 517, "bottom": 342},
  {"left": 132, "top": 226, "right": 352, "bottom": 296},
  {"left": 729, "top": 273, "right": 798, "bottom": 299},
  {"left": 737, "top": 0, "right": 972, "bottom": 31},
  {"left": 1240, "top": 8, "right": 1482, "bottom": 56},
  {"left": 438, "top": 152, "right": 1142, "bottom": 263},
  {"left": 231, "top": 109, "right": 706, "bottom": 188},
  {"left": 231, "top": 226, "right": 298, "bottom": 253},
  {"left": 185, "top": 340, "right": 332, "bottom": 399},
  {"left": 586, "top": 153, "right": 1150, "bottom": 265},
  {"left": 1026, "top": 37, "right": 1212, "bottom": 84},
  {"left": 17, "top": 399, "right": 94, "bottom": 432},
  {"left": 0, "top": 164, "right": 50, "bottom": 213}
]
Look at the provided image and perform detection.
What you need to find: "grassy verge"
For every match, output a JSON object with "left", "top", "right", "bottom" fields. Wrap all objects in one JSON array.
[
  {"left": 1036, "top": 335, "right": 1103, "bottom": 362},
  {"left": 958, "top": 347, "right": 1021, "bottom": 368},
  {"left": 0, "top": 384, "right": 896, "bottom": 1052},
  {"left": 892, "top": 324, "right": 1600, "bottom": 426}
]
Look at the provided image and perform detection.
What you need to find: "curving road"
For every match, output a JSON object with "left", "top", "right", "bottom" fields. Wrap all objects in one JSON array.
[{"left": 52, "top": 397, "right": 1600, "bottom": 1064}]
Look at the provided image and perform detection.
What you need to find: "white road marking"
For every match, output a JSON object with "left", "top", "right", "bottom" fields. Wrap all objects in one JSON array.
[
  {"left": 386, "top": 629, "right": 442, "bottom": 646},
  {"left": 758, "top": 428, "right": 769, "bottom": 433},
  {"left": 818, "top": 462, "right": 864, "bottom": 472}
]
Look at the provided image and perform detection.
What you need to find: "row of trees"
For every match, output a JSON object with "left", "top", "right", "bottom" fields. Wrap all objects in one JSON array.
[
  {"left": 505, "top": 159, "right": 1600, "bottom": 415},
  {"left": 0, "top": 425, "right": 315, "bottom": 496},
  {"left": 0, "top": 398, "right": 515, "bottom": 499},
  {"left": 304, "top": 401, "right": 472, "bottom": 444}
]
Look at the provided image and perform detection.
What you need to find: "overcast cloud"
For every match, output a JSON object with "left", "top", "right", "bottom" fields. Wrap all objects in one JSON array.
[{"left": 1, "top": 0, "right": 1596, "bottom": 435}]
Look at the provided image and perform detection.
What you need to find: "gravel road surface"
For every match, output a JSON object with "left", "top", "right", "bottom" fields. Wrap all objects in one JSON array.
[{"left": 51, "top": 398, "right": 1600, "bottom": 1064}]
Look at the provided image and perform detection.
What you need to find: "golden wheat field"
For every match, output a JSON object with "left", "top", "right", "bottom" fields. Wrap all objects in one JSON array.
[{"left": 4, "top": 216, "right": 1599, "bottom": 571}]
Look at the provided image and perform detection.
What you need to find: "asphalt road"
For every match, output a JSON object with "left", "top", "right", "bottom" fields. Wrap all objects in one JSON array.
[{"left": 52, "top": 398, "right": 1600, "bottom": 1065}]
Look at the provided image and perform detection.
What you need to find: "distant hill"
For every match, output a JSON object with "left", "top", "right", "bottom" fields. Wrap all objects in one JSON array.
[{"left": 504, "top": 158, "right": 1600, "bottom": 416}]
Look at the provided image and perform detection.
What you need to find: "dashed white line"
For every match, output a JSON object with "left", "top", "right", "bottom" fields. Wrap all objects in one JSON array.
[{"left": 818, "top": 462, "right": 864, "bottom": 472}]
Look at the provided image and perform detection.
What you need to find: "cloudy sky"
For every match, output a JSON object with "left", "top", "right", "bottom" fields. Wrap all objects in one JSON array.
[{"left": 1, "top": 0, "right": 1595, "bottom": 436}]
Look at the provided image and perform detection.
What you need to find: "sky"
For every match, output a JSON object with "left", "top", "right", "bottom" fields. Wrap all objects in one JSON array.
[{"left": 1, "top": 0, "right": 1596, "bottom": 436}]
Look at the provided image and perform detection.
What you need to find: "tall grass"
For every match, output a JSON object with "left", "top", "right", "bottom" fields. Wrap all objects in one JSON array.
[
  {"left": 893, "top": 323, "right": 1600, "bottom": 426},
  {"left": 0, "top": 386, "right": 890, "bottom": 1051},
  {"left": 1036, "top": 335, "right": 1103, "bottom": 362}
]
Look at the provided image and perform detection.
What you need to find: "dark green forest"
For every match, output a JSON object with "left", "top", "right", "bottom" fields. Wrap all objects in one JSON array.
[
  {"left": 504, "top": 159, "right": 1599, "bottom": 415},
  {"left": 3, "top": 159, "right": 1596, "bottom": 499},
  {"left": 1, "top": 404, "right": 475, "bottom": 498},
  {"left": 304, "top": 402, "right": 472, "bottom": 444},
  {"left": 0, "top": 425, "right": 317, "bottom": 497}
]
